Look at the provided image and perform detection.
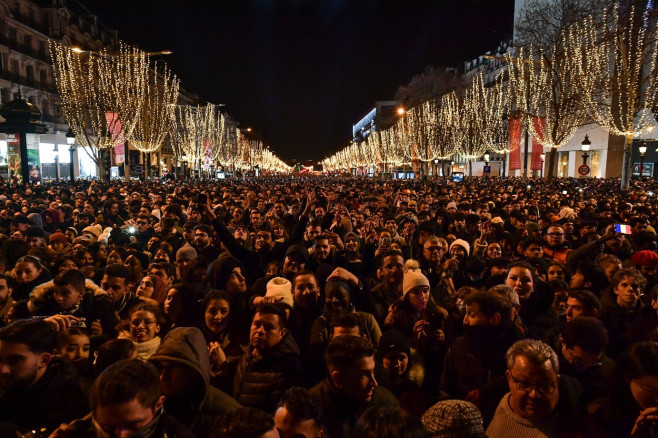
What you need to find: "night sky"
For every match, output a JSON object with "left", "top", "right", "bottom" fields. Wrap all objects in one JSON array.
[{"left": 75, "top": 0, "right": 515, "bottom": 163}]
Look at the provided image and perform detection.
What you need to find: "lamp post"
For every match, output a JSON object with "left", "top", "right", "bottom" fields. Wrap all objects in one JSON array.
[
  {"left": 66, "top": 128, "right": 75, "bottom": 182},
  {"left": 581, "top": 134, "right": 591, "bottom": 166},
  {"left": 433, "top": 158, "right": 439, "bottom": 177},
  {"left": 540, "top": 153, "right": 546, "bottom": 178},
  {"left": 639, "top": 141, "right": 647, "bottom": 177},
  {"left": 53, "top": 144, "right": 59, "bottom": 182}
]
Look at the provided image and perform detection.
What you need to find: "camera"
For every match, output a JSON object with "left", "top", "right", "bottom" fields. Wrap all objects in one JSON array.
[{"left": 127, "top": 226, "right": 137, "bottom": 234}]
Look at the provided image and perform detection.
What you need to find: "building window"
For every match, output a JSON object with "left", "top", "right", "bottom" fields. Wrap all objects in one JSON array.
[
  {"left": 558, "top": 151, "right": 569, "bottom": 178},
  {"left": 7, "top": 28, "right": 15, "bottom": 43}
]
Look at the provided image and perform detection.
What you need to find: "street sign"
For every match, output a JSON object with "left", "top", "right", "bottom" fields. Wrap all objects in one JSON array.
[
  {"left": 483, "top": 165, "right": 491, "bottom": 174},
  {"left": 578, "top": 165, "right": 590, "bottom": 176}
]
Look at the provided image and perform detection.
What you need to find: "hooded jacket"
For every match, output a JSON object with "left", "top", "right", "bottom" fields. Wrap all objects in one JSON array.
[
  {"left": 29, "top": 278, "right": 118, "bottom": 337},
  {"left": 232, "top": 331, "right": 301, "bottom": 412},
  {"left": 149, "top": 327, "right": 240, "bottom": 436}
]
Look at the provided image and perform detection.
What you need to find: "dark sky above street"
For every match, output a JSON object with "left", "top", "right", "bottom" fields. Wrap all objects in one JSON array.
[{"left": 76, "top": 0, "right": 515, "bottom": 163}]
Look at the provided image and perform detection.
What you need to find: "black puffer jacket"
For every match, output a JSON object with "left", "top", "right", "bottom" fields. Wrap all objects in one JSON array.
[
  {"left": 440, "top": 323, "right": 523, "bottom": 399},
  {"left": 0, "top": 358, "right": 89, "bottom": 434},
  {"left": 232, "top": 332, "right": 301, "bottom": 412},
  {"left": 149, "top": 327, "right": 241, "bottom": 437}
]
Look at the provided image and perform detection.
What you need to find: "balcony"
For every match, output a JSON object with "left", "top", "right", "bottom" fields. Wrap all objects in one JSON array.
[{"left": 0, "top": 70, "right": 57, "bottom": 93}]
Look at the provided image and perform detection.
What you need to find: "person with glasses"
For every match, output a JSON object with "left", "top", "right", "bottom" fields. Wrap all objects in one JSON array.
[
  {"left": 487, "top": 339, "right": 582, "bottom": 437},
  {"left": 128, "top": 303, "right": 163, "bottom": 361},
  {"left": 557, "top": 317, "right": 614, "bottom": 413},
  {"left": 543, "top": 225, "right": 573, "bottom": 264}
]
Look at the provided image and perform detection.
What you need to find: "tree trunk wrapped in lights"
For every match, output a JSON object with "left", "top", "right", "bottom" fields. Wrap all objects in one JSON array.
[
  {"left": 50, "top": 41, "right": 149, "bottom": 181},
  {"left": 574, "top": 2, "right": 658, "bottom": 188},
  {"left": 506, "top": 31, "right": 592, "bottom": 180},
  {"left": 130, "top": 62, "right": 179, "bottom": 155}
]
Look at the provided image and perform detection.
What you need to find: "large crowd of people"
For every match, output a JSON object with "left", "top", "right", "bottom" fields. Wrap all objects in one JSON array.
[{"left": 0, "top": 175, "right": 656, "bottom": 437}]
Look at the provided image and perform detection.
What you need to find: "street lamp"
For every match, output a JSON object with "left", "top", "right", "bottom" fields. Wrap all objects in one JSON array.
[
  {"left": 483, "top": 152, "right": 490, "bottom": 165},
  {"left": 639, "top": 141, "right": 648, "bottom": 177},
  {"left": 540, "top": 152, "right": 546, "bottom": 178},
  {"left": 53, "top": 144, "right": 59, "bottom": 182},
  {"left": 433, "top": 158, "right": 439, "bottom": 177},
  {"left": 66, "top": 128, "right": 75, "bottom": 182},
  {"left": 581, "top": 134, "right": 591, "bottom": 166}
]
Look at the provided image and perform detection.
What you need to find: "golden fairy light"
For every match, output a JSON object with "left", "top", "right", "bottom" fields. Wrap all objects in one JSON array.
[
  {"left": 573, "top": 3, "right": 658, "bottom": 188},
  {"left": 50, "top": 40, "right": 149, "bottom": 180},
  {"left": 130, "top": 61, "right": 180, "bottom": 153}
]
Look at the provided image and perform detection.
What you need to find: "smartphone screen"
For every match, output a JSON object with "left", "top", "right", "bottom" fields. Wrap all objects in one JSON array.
[{"left": 615, "top": 224, "right": 632, "bottom": 234}]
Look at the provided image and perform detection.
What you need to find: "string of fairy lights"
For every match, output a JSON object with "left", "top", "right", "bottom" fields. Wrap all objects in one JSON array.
[
  {"left": 50, "top": 41, "right": 292, "bottom": 177},
  {"left": 322, "top": 2, "right": 658, "bottom": 187}
]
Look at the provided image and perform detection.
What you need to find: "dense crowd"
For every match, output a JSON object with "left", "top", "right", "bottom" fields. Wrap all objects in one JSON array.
[{"left": 0, "top": 175, "right": 656, "bottom": 437}]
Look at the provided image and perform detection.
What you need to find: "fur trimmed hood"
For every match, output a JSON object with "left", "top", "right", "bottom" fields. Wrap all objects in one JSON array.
[{"left": 28, "top": 278, "right": 106, "bottom": 313}]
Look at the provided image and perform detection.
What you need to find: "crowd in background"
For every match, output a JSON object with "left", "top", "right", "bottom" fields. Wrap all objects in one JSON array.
[{"left": 0, "top": 176, "right": 655, "bottom": 437}]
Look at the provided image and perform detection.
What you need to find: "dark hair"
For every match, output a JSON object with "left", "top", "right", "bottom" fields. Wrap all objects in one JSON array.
[
  {"left": 617, "top": 342, "right": 658, "bottom": 381},
  {"left": 574, "top": 261, "right": 609, "bottom": 292},
  {"left": 90, "top": 360, "right": 161, "bottom": 410},
  {"left": 128, "top": 302, "right": 164, "bottom": 325},
  {"left": 254, "top": 303, "right": 287, "bottom": 329},
  {"left": 562, "top": 317, "right": 608, "bottom": 354},
  {"left": 612, "top": 267, "right": 647, "bottom": 290},
  {"left": 464, "top": 290, "right": 512, "bottom": 323},
  {"left": 104, "top": 263, "right": 131, "bottom": 283},
  {"left": 94, "top": 339, "right": 137, "bottom": 376},
  {"left": 211, "top": 407, "right": 275, "bottom": 438},
  {"left": 332, "top": 312, "right": 366, "bottom": 336},
  {"left": 376, "top": 250, "right": 404, "bottom": 268},
  {"left": 521, "top": 237, "right": 545, "bottom": 250},
  {"left": 194, "top": 224, "right": 212, "bottom": 235},
  {"left": 56, "top": 327, "right": 89, "bottom": 350},
  {"left": 0, "top": 319, "right": 57, "bottom": 353},
  {"left": 276, "top": 387, "right": 322, "bottom": 427},
  {"left": 568, "top": 289, "right": 601, "bottom": 312},
  {"left": 53, "top": 268, "right": 86, "bottom": 292},
  {"left": 352, "top": 407, "right": 428, "bottom": 438},
  {"left": 16, "top": 254, "right": 43, "bottom": 270},
  {"left": 325, "top": 335, "right": 375, "bottom": 373},
  {"left": 149, "top": 262, "right": 176, "bottom": 279},
  {"left": 203, "top": 289, "right": 233, "bottom": 312}
]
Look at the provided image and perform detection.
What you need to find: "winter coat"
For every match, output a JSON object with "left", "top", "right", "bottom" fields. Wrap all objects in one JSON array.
[
  {"left": 232, "top": 331, "right": 301, "bottom": 412},
  {"left": 12, "top": 268, "right": 51, "bottom": 301},
  {"left": 29, "top": 278, "right": 119, "bottom": 337},
  {"left": 311, "top": 377, "right": 400, "bottom": 438},
  {"left": 0, "top": 358, "right": 89, "bottom": 435},
  {"left": 440, "top": 323, "right": 523, "bottom": 400},
  {"left": 149, "top": 327, "right": 240, "bottom": 437},
  {"left": 50, "top": 412, "right": 196, "bottom": 438}
]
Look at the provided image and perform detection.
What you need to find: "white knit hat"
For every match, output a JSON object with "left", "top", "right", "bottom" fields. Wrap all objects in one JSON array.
[
  {"left": 265, "top": 277, "right": 294, "bottom": 309},
  {"left": 450, "top": 239, "right": 470, "bottom": 256},
  {"left": 403, "top": 259, "right": 430, "bottom": 296},
  {"left": 82, "top": 224, "right": 102, "bottom": 238}
]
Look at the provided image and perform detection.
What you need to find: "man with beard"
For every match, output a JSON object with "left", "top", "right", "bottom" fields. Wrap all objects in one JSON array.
[
  {"left": 440, "top": 291, "right": 522, "bottom": 400},
  {"left": 0, "top": 274, "right": 12, "bottom": 326},
  {"left": 370, "top": 251, "right": 405, "bottom": 326},
  {"left": 232, "top": 304, "right": 301, "bottom": 412},
  {"left": 212, "top": 192, "right": 314, "bottom": 283},
  {"left": 0, "top": 319, "right": 89, "bottom": 434}
]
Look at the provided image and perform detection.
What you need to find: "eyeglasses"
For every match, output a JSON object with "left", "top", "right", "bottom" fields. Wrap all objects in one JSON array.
[
  {"left": 130, "top": 319, "right": 156, "bottom": 327},
  {"left": 547, "top": 233, "right": 565, "bottom": 236},
  {"left": 425, "top": 246, "right": 442, "bottom": 253},
  {"left": 136, "top": 221, "right": 148, "bottom": 225},
  {"left": 509, "top": 373, "right": 557, "bottom": 395},
  {"left": 566, "top": 348, "right": 602, "bottom": 370}
]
